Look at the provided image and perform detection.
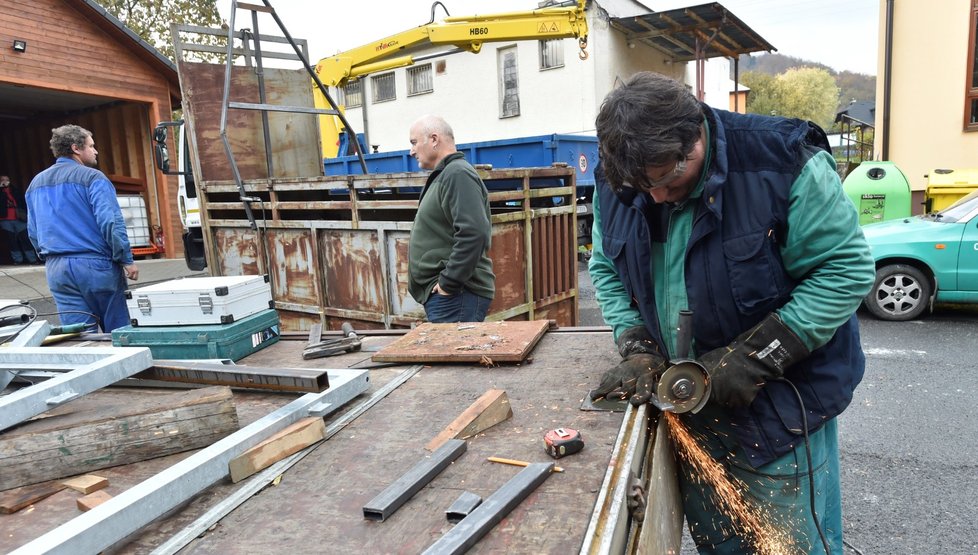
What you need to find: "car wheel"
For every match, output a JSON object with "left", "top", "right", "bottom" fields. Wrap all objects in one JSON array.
[{"left": 864, "top": 264, "right": 932, "bottom": 321}]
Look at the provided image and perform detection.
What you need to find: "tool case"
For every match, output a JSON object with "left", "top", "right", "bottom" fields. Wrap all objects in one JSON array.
[
  {"left": 112, "top": 309, "right": 280, "bottom": 361},
  {"left": 125, "top": 275, "right": 273, "bottom": 327}
]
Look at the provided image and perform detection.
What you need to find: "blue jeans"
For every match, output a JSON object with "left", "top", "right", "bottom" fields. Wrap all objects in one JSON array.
[
  {"left": 0, "top": 219, "right": 38, "bottom": 263},
  {"left": 423, "top": 288, "right": 492, "bottom": 323},
  {"left": 46, "top": 256, "right": 130, "bottom": 332}
]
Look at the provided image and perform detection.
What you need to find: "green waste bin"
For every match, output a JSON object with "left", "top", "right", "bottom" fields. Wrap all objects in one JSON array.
[{"left": 842, "top": 161, "right": 912, "bottom": 225}]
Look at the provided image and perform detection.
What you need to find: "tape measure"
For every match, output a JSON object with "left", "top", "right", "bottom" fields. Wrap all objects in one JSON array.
[{"left": 544, "top": 428, "right": 584, "bottom": 459}]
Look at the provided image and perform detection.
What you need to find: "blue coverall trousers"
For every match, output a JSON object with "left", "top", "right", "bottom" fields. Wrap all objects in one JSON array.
[{"left": 46, "top": 256, "right": 130, "bottom": 332}]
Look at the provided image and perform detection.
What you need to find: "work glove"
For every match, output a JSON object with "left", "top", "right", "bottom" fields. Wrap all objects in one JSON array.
[
  {"left": 699, "top": 313, "right": 810, "bottom": 409},
  {"left": 591, "top": 326, "right": 668, "bottom": 406}
]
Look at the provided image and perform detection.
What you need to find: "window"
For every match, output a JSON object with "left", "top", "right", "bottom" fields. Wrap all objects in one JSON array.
[
  {"left": 372, "top": 72, "right": 396, "bottom": 103},
  {"left": 498, "top": 47, "right": 520, "bottom": 118},
  {"left": 539, "top": 39, "right": 564, "bottom": 70},
  {"left": 967, "top": 2, "right": 978, "bottom": 130},
  {"left": 343, "top": 80, "right": 362, "bottom": 108},
  {"left": 407, "top": 64, "right": 433, "bottom": 96}
]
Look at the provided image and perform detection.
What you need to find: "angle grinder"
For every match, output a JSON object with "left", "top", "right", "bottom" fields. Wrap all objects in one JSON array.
[{"left": 649, "top": 310, "right": 711, "bottom": 414}]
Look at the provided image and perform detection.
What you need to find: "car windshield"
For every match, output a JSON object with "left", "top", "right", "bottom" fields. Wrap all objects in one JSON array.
[{"left": 933, "top": 189, "right": 978, "bottom": 222}]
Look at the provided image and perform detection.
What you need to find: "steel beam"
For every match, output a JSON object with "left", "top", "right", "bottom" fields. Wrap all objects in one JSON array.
[
  {"left": 579, "top": 403, "right": 651, "bottom": 555},
  {"left": 0, "top": 347, "right": 154, "bottom": 432},
  {"left": 10, "top": 368, "right": 369, "bottom": 555},
  {"left": 363, "top": 439, "right": 467, "bottom": 522},
  {"left": 138, "top": 361, "right": 330, "bottom": 392},
  {"left": 422, "top": 462, "right": 554, "bottom": 555},
  {"left": 0, "top": 321, "right": 52, "bottom": 390}
]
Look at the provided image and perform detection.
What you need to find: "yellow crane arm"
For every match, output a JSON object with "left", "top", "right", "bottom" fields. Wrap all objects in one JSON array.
[{"left": 315, "top": 0, "right": 589, "bottom": 88}]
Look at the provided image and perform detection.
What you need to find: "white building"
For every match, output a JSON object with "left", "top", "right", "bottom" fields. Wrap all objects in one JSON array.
[{"left": 329, "top": 0, "right": 772, "bottom": 155}]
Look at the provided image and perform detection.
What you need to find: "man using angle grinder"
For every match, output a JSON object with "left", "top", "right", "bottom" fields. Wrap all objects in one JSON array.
[{"left": 587, "top": 72, "right": 874, "bottom": 554}]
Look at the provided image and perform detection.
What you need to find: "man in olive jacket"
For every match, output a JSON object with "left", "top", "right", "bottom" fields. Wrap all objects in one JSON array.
[{"left": 407, "top": 115, "right": 495, "bottom": 322}]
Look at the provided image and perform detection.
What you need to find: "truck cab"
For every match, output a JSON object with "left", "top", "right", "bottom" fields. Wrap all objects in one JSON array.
[{"left": 152, "top": 121, "right": 207, "bottom": 271}]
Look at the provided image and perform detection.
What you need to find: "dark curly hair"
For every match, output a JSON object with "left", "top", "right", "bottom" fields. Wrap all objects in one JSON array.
[
  {"left": 50, "top": 124, "right": 92, "bottom": 158},
  {"left": 595, "top": 72, "right": 704, "bottom": 192}
]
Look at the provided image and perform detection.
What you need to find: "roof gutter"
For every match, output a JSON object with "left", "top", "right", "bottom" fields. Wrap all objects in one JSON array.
[{"left": 882, "top": 0, "right": 895, "bottom": 159}]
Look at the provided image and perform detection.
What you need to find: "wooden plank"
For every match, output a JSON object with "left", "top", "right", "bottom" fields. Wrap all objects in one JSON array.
[
  {"left": 228, "top": 417, "right": 326, "bottom": 483},
  {"left": 371, "top": 320, "right": 550, "bottom": 363},
  {"left": 426, "top": 389, "right": 513, "bottom": 451},
  {"left": 76, "top": 490, "right": 113, "bottom": 512},
  {"left": 0, "top": 387, "right": 239, "bottom": 491},
  {"left": 61, "top": 475, "right": 109, "bottom": 495},
  {"left": 0, "top": 480, "right": 67, "bottom": 514}
]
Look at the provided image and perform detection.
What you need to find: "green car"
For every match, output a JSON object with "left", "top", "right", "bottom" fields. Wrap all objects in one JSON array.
[{"left": 862, "top": 189, "right": 978, "bottom": 320}]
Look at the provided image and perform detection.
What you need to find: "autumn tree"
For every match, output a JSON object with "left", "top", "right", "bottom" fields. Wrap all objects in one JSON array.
[
  {"left": 95, "top": 0, "right": 223, "bottom": 60},
  {"left": 743, "top": 67, "right": 839, "bottom": 129}
]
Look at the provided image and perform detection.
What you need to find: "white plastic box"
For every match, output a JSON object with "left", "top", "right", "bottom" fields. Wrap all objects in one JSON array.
[
  {"left": 117, "top": 194, "right": 151, "bottom": 247},
  {"left": 125, "top": 275, "right": 274, "bottom": 326}
]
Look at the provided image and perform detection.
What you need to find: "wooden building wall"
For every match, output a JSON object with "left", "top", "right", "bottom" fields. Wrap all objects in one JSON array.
[{"left": 0, "top": 0, "right": 182, "bottom": 257}]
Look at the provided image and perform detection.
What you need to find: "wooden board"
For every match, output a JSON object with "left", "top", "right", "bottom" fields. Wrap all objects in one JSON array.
[
  {"left": 229, "top": 417, "right": 326, "bottom": 483},
  {"left": 76, "top": 490, "right": 112, "bottom": 512},
  {"left": 0, "top": 481, "right": 66, "bottom": 514},
  {"left": 0, "top": 386, "right": 239, "bottom": 491},
  {"left": 371, "top": 320, "right": 550, "bottom": 363},
  {"left": 61, "top": 475, "right": 108, "bottom": 495},
  {"left": 425, "top": 389, "right": 513, "bottom": 451}
]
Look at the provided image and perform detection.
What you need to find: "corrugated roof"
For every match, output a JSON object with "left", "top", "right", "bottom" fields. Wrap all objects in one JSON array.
[{"left": 609, "top": 2, "right": 775, "bottom": 62}]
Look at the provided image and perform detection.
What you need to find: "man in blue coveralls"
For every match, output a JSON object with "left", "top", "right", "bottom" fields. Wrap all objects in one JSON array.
[
  {"left": 588, "top": 72, "right": 874, "bottom": 554},
  {"left": 27, "top": 125, "right": 139, "bottom": 332}
]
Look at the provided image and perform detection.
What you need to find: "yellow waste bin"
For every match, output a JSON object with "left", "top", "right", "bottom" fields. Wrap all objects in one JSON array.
[{"left": 925, "top": 168, "right": 978, "bottom": 212}]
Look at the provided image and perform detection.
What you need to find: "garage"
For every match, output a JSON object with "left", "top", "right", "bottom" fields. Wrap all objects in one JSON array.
[{"left": 0, "top": 0, "right": 181, "bottom": 264}]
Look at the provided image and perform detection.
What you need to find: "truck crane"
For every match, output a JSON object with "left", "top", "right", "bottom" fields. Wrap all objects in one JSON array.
[{"left": 313, "top": 0, "right": 590, "bottom": 158}]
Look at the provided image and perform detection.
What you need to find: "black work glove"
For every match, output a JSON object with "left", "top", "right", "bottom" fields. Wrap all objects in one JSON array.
[
  {"left": 591, "top": 326, "right": 668, "bottom": 406},
  {"left": 699, "top": 313, "right": 810, "bottom": 409}
]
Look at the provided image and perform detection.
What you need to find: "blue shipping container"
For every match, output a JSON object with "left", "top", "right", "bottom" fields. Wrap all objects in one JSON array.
[{"left": 324, "top": 133, "right": 598, "bottom": 195}]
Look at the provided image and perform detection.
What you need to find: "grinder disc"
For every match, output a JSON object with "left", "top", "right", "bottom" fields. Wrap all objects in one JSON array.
[{"left": 657, "top": 361, "right": 711, "bottom": 414}]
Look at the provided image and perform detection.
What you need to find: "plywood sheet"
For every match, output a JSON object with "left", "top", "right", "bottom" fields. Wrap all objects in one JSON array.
[{"left": 371, "top": 320, "right": 550, "bottom": 363}]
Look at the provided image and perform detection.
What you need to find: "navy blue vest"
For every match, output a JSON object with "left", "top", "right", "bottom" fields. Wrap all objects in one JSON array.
[{"left": 597, "top": 107, "right": 864, "bottom": 466}]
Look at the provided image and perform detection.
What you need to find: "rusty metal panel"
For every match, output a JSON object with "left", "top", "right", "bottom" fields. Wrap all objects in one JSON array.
[
  {"left": 387, "top": 231, "right": 425, "bottom": 320},
  {"left": 486, "top": 222, "right": 527, "bottom": 316},
  {"left": 212, "top": 228, "right": 261, "bottom": 276},
  {"left": 263, "top": 229, "right": 319, "bottom": 307},
  {"left": 278, "top": 311, "right": 319, "bottom": 333},
  {"left": 179, "top": 62, "right": 321, "bottom": 182},
  {"left": 320, "top": 229, "right": 387, "bottom": 316}
]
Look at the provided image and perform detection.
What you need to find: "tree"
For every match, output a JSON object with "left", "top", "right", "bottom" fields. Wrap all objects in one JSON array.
[
  {"left": 95, "top": 0, "right": 223, "bottom": 60},
  {"left": 776, "top": 67, "right": 840, "bottom": 128},
  {"left": 743, "top": 67, "right": 839, "bottom": 128}
]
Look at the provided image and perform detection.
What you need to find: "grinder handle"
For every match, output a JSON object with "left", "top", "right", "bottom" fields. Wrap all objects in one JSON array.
[{"left": 676, "top": 310, "right": 693, "bottom": 359}]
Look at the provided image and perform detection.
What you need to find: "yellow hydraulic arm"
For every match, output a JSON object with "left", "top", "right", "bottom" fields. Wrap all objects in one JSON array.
[{"left": 315, "top": 0, "right": 589, "bottom": 158}]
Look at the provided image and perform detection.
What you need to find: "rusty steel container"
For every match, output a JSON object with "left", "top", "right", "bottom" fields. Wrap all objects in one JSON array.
[{"left": 197, "top": 167, "right": 579, "bottom": 332}]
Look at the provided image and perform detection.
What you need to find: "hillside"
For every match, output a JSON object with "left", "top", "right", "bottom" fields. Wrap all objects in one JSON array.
[{"left": 737, "top": 52, "right": 877, "bottom": 110}]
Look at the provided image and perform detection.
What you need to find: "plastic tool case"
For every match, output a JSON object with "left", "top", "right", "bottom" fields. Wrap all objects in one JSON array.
[
  {"left": 112, "top": 309, "right": 280, "bottom": 361},
  {"left": 125, "top": 275, "right": 273, "bottom": 327}
]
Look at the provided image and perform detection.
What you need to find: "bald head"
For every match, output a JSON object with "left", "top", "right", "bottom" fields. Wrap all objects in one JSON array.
[{"left": 409, "top": 115, "right": 458, "bottom": 170}]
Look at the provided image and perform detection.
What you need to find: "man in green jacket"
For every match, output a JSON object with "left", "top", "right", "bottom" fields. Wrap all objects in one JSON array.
[{"left": 407, "top": 115, "right": 495, "bottom": 322}]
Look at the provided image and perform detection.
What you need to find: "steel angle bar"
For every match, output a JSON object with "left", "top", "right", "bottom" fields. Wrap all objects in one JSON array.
[
  {"left": 579, "top": 403, "right": 652, "bottom": 555},
  {"left": 363, "top": 439, "right": 467, "bottom": 522},
  {"left": 422, "top": 462, "right": 554, "bottom": 555},
  {"left": 11, "top": 368, "right": 369, "bottom": 555},
  {"left": 151, "top": 365, "right": 423, "bottom": 555},
  {"left": 0, "top": 347, "right": 153, "bottom": 432}
]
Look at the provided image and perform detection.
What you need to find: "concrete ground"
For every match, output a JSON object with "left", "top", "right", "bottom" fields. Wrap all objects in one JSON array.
[{"left": 0, "top": 259, "right": 206, "bottom": 326}]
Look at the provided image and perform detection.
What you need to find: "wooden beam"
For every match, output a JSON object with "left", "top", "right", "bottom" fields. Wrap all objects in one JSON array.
[
  {"left": 0, "top": 386, "right": 239, "bottom": 491},
  {"left": 0, "top": 480, "right": 67, "bottom": 514},
  {"left": 61, "top": 475, "right": 109, "bottom": 495},
  {"left": 228, "top": 417, "right": 326, "bottom": 483},
  {"left": 426, "top": 389, "right": 513, "bottom": 451}
]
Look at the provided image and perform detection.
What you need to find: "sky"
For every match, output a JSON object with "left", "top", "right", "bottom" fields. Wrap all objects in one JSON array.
[{"left": 217, "top": 0, "right": 880, "bottom": 76}]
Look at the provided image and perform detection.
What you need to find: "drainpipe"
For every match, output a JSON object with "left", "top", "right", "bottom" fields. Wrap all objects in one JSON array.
[{"left": 882, "top": 0, "right": 894, "bottom": 160}]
